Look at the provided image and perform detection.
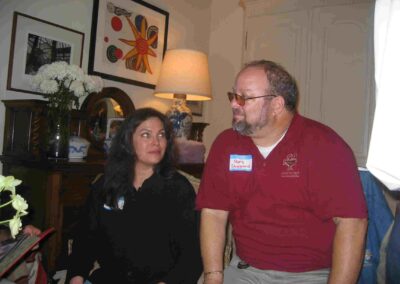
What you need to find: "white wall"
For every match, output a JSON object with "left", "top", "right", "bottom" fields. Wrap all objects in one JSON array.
[
  {"left": 0, "top": 0, "right": 213, "bottom": 171},
  {"left": 204, "top": 0, "right": 244, "bottom": 153}
]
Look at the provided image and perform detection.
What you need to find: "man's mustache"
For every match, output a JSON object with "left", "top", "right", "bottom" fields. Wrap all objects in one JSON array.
[{"left": 233, "top": 109, "right": 243, "bottom": 116}]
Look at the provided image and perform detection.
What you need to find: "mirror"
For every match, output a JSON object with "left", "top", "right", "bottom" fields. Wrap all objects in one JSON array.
[{"left": 81, "top": 87, "right": 135, "bottom": 153}]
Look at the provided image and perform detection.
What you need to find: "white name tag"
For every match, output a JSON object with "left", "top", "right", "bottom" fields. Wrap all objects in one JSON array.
[{"left": 229, "top": 154, "right": 252, "bottom": 172}]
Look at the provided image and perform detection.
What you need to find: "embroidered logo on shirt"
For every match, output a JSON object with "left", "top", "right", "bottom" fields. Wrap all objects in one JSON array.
[
  {"left": 281, "top": 153, "right": 300, "bottom": 178},
  {"left": 229, "top": 154, "right": 252, "bottom": 172}
]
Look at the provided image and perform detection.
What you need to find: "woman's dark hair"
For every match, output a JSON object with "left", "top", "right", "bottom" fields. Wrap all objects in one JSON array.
[
  {"left": 102, "top": 108, "right": 176, "bottom": 207},
  {"left": 242, "top": 60, "right": 299, "bottom": 111}
]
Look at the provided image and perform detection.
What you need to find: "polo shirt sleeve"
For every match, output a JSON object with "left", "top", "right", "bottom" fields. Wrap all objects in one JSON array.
[
  {"left": 307, "top": 132, "right": 367, "bottom": 220},
  {"left": 196, "top": 131, "right": 233, "bottom": 211}
]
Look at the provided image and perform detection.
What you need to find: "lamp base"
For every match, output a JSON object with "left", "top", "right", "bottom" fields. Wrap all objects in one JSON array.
[{"left": 166, "top": 94, "right": 192, "bottom": 139}]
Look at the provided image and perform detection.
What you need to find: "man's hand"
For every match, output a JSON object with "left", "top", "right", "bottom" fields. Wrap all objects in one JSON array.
[
  {"left": 69, "top": 276, "right": 84, "bottom": 284},
  {"left": 22, "top": 225, "right": 41, "bottom": 236},
  {"left": 203, "top": 271, "right": 224, "bottom": 284}
]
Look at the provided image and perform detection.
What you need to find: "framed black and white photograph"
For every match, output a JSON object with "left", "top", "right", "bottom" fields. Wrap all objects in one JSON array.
[
  {"left": 7, "top": 12, "right": 84, "bottom": 94},
  {"left": 89, "top": 0, "right": 169, "bottom": 89},
  {"left": 25, "top": 34, "right": 72, "bottom": 74}
]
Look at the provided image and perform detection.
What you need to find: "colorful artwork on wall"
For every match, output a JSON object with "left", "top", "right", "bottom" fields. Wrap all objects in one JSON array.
[{"left": 89, "top": 0, "right": 169, "bottom": 89}]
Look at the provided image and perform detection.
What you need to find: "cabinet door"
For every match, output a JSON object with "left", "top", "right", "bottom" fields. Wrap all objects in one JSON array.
[
  {"left": 244, "top": 1, "right": 374, "bottom": 165},
  {"left": 245, "top": 10, "right": 310, "bottom": 114},
  {"left": 308, "top": 3, "right": 374, "bottom": 165}
]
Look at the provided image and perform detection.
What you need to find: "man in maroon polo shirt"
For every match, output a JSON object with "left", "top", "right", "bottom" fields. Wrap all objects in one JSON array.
[{"left": 196, "top": 60, "right": 367, "bottom": 284}]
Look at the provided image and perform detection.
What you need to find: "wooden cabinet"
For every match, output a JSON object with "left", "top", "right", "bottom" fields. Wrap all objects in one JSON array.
[{"left": 242, "top": 0, "right": 374, "bottom": 165}]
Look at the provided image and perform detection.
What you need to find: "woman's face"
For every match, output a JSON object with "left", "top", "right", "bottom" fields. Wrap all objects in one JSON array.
[{"left": 132, "top": 117, "right": 167, "bottom": 170}]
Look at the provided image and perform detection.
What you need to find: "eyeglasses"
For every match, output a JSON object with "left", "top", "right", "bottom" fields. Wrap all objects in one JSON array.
[{"left": 227, "top": 92, "right": 277, "bottom": 106}]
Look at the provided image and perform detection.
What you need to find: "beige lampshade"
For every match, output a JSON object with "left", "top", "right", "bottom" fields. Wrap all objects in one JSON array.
[{"left": 154, "top": 49, "right": 212, "bottom": 101}]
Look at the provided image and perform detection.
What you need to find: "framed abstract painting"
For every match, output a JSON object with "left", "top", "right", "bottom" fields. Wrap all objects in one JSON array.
[
  {"left": 89, "top": 0, "right": 169, "bottom": 89},
  {"left": 7, "top": 12, "right": 84, "bottom": 95}
]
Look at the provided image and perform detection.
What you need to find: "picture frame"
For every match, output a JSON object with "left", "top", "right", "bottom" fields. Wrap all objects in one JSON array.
[
  {"left": 106, "top": 118, "right": 125, "bottom": 139},
  {"left": 7, "top": 12, "right": 84, "bottom": 95},
  {"left": 187, "top": 101, "right": 203, "bottom": 116},
  {"left": 89, "top": 0, "right": 169, "bottom": 89}
]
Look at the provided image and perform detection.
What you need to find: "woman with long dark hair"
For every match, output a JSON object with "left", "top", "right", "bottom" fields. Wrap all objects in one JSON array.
[{"left": 67, "top": 108, "right": 202, "bottom": 284}]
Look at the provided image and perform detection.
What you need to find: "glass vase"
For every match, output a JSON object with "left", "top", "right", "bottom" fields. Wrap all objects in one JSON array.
[{"left": 46, "top": 107, "right": 70, "bottom": 159}]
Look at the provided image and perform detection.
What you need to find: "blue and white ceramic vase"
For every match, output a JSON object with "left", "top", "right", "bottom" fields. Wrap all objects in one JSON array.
[
  {"left": 167, "top": 96, "right": 192, "bottom": 139},
  {"left": 68, "top": 136, "right": 90, "bottom": 159}
]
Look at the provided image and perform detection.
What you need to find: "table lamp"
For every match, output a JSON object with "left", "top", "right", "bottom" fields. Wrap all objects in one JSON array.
[{"left": 154, "top": 49, "right": 212, "bottom": 139}]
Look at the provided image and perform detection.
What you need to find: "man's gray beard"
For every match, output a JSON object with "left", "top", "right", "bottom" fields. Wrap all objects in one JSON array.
[{"left": 232, "top": 120, "right": 253, "bottom": 136}]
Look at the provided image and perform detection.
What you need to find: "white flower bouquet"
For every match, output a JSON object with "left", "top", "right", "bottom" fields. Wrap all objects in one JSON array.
[
  {"left": 0, "top": 175, "right": 28, "bottom": 238},
  {"left": 31, "top": 61, "right": 103, "bottom": 109}
]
